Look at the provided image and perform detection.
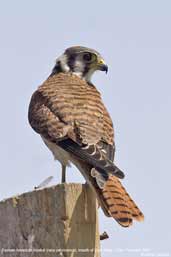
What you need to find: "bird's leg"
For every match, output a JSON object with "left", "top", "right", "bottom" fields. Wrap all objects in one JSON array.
[{"left": 61, "top": 164, "right": 66, "bottom": 183}]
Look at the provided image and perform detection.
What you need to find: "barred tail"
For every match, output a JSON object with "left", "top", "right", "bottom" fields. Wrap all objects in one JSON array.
[
  {"left": 71, "top": 158, "right": 144, "bottom": 227},
  {"left": 101, "top": 175, "right": 144, "bottom": 227}
]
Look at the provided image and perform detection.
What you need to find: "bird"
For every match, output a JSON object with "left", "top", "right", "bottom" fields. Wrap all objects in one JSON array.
[{"left": 28, "top": 46, "right": 144, "bottom": 227}]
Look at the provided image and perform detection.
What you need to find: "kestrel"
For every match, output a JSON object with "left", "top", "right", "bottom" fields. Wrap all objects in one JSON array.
[{"left": 28, "top": 46, "right": 144, "bottom": 227}]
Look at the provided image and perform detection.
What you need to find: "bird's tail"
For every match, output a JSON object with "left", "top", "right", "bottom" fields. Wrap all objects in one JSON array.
[
  {"left": 100, "top": 174, "right": 144, "bottom": 227},
  {"left": 72, "top": 159, "right": 144, "bottom": 227}
]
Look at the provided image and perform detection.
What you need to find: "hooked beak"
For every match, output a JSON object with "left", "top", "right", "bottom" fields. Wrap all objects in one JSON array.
[{"left": 97, "top": 58, "right": 108, "bottom": 73}]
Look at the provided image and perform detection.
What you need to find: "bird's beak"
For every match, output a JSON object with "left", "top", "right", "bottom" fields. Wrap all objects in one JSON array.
[{"left": 97, "top": 58, "right": 108, "bottom": 74}]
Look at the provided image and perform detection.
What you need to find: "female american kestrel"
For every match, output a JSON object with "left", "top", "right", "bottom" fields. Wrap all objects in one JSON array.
[{"left": 28, "top": 46, "right": 144, "bottom": 227}]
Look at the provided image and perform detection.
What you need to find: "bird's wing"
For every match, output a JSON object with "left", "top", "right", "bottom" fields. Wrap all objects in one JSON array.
[
  {"left": 58, "top": 138, "right": 124, "bottom": 179},
  {"left": 28, "top": 73, "right": 123, "bottom": 179}
]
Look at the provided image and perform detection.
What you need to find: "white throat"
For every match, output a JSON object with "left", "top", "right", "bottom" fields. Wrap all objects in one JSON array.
[
  {"left": 83, "top": 69, "right": 95, "bottom": 83},
  {"left": 72, "top": 59, "right": 85, "bottom": 79}
]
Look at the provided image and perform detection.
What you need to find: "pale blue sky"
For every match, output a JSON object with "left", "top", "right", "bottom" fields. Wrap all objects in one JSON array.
[{"left": 0, "top": 0, "right": 171, "bottom": 256}]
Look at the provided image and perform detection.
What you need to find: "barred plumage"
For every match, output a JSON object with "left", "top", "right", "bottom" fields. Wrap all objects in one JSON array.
[
  {"left": 102, "top": 175, "right": 144, "bottom": 226},
  {"left": 69, "top": 158, "right": 144, "bottom": 227},
  {"left": 28, "top": 46, "right": 144, "bottom": 227},
  {"left": 29, "top": 73, "right": 113, "bottom": 145}
]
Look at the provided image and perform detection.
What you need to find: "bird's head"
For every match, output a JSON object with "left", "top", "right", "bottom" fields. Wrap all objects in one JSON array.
[{"left": 51, "top": 46, "right": 108, "bottom": 83}]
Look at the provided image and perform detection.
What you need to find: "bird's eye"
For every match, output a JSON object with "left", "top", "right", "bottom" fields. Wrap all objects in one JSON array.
[{"left": 83, "top": 53, "right": 92, "bottom": 62}]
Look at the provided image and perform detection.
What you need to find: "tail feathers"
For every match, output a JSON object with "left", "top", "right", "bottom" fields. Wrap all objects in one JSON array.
[
  {"left": 101, "top": 175, "right": 144, "bottom": 227},
  {"left": 70, "top": 158, "right": 144, "bottom": 228},
  {"left": 124, "top": 188, "right": 144, "bottom": 222}
]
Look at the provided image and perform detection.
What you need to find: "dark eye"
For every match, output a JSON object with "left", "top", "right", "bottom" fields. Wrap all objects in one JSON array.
[{"left": 83, "top": 53, "right": 92, "bottom": 62}]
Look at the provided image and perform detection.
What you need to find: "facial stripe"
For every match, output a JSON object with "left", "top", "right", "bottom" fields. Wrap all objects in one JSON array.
[
  {"left": 67, "top": 54, "right": 75, "bottom": 71},
  {"left": 50, "top": 61, "right": 62, "bottom": 77}
]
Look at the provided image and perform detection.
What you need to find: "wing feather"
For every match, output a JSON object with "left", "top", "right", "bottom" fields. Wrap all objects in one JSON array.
[{"left": 58, "top": 138, "right": 124, "bottom": 179}]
